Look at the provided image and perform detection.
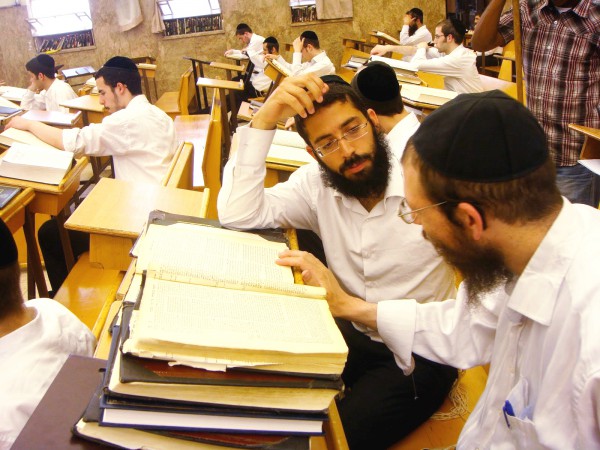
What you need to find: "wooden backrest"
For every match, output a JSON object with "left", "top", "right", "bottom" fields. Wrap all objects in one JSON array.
[
  {"left": 202, "top": 90, "right": 223, "bottom": 219},
  {"left": 162, "top": 141, "right": 195, "bottom": 189},
  {"left": 497, "top": 41, "right": 516, "bottom": 82},
  {"left": 177, "top": 68, "right": 197, "bottom": 115}
]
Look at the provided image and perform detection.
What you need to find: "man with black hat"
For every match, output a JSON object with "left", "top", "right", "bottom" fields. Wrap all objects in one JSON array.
[
  {"left": 20, "top": 54, "right": 77, "bottom": 113},
  {"left": 7, "top": 55, "right": 176, "bottom": 293},
  {"left": 0, "top": 218, "right": 94, "bottom": 448},
  {"left": 276, "top": 31, "right": 335, "bottom": 77},
  {"left": 218, "top": 73, "right": 457, "bottom": 449},
  {"left": 277, "top": 90, "right": 600, "bottom": 448},
  {"left": 351, "top": 61, "right": 420, "bottom": 159}
]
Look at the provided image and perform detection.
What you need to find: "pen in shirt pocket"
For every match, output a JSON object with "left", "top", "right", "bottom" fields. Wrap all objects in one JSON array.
[{"left": 503, "top": 400, "right": 515, "bottom": 428}]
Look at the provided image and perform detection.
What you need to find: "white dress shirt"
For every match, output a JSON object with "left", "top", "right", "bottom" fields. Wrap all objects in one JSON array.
[
  {"left": 0, "top": 299, "right": 95, "bottom": 450},
  {"left": 279, "top": 51, "right": 335, "bottom": 77},
  {"left": 385, "top": 112, "right": 421, "bottom": 160},
  {"left": 399, "top": 25, "right": 432, "bottom": 46},
  {"left": 411, "top": 45, "right": 483, "bottom": 93},
  {"left": 62, "top": 95, "right": 176, "bottom": 184},
  {"left": 218, "top": 126, "right": 456, "bottom": 341},
  {"left": 20, "top": 78, "right": 77, "bottom": 114},
  {"left": 378, "top": 199, "right": 600, "bottom": 448},
  {"left": 229, "top": 33, "right": 265, "bottom": 84}
]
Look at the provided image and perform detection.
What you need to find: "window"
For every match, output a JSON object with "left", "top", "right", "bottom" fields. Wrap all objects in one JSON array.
[
  {"left": 289, "top": 0, "right": 317, "bottom": 23},
  {"left": 158, "top": 0, "right": 222, "bottom": 36},
  {"left": 27, "top": 0, "right": 92, "bottom": 37}
]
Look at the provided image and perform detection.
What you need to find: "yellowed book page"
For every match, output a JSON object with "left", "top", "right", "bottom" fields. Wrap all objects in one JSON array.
[
  {"left": 0, "top": 128, "right": 60, "bottom": 150},
  {"left": 123, "top": 278, "right": 347, "bottom": 365},
  {"left": 137, "top": 223, "right": 325, "bottom": 299}
]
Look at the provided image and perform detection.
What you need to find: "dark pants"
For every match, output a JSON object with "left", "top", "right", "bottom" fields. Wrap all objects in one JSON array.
[
  {"left": 335, "top": 318, "right": 457, "bottom": 450},
  {"left": 39, "top": 219, "right": 90, "bottom": 293}
]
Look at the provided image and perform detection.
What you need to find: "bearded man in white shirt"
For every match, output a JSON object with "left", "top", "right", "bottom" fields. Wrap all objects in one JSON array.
[
  {"left": 278, "top": 90, "right": 600, "bottom": 449},
  {"left": 399, "top": 8, "right": 432, "bottom": 45},
  {"left": 20, "top": 54, "right": 77, "bottom": 114},
  {"left": 218, "top": 74, "right": 457, "bottom": 449},
  {"left": 7, "top": 56, "right": 176, "bottom": 294}
]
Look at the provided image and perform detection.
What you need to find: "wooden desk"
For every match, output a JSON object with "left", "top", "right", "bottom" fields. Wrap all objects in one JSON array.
[
  {"left": 0, "top": 156, "right": 88, "bottom": 272},
  {"left": 21, "top": 109, "right": 83, "bottom": 128},
  {"left": 0, "top": 187, "right": 48, "bottom": 298},
  {"left": 196, "top": 77, "right": 243, "bottom": 154},
  {"left": 174, "top": 114, "right": 210, "bottom": 188},
  {"left": 400, "top": 84, "right": 458, "bottom": 115},
  {"left": 59, "top": 94, "right": 106, "bottom": 126},
  {"left": 225, "top": 53, "right": 249, "bottom": 66},
  {"left": 183, "top": 56, "right": 214, "bottom": 111},
  {"left": 65, "top": 177, "right": 209, "bottom": 271},
  {"left": 569, "top": 124, "right": 600, "bottom": 160},
  {"left": 210, "top": 61, "right": 245, "bottom": 79}
]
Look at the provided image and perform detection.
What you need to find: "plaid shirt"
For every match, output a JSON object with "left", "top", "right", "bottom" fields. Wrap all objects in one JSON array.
[{"left": 498, "top": 0, "right": 600, "bottom": 166}]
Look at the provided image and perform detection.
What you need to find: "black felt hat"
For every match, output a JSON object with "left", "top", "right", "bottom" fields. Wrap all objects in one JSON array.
[
  {"left": 0, "top": 218, "right": 18, "bottom": 269},
  {"left": 351, "top": 61, "right": 401, "bottom": 110},
  {"left": 411, "top": 90, "right": 548, "bottom": 182}
]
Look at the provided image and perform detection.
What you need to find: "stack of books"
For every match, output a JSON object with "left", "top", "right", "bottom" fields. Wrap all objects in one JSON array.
[
  {"left": 369, "top": 55, "right": 423, "bottom": 85},
  {"left": 74, "top": 219, "right": 348, "bottom": 449}
]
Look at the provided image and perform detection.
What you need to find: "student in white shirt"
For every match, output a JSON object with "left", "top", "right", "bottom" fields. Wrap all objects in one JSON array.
[
  {"left": 399, "top": 8, "right": 432, "bottom": 46},
  {"left": 351, "top": 61, "right": 421, "bottom": 160},
  {"left": 7, "top": 56, "right": 176, "bottom": 293},
  {"left": 225, "top": 23, "right": 266, "bottom": 100},
  {"left": 0, "top": 218, "right": 94, "bottom": 450},
  {"left": 251, "top": 36, "right": 282, "bottom": 94},
  {"left": 20, "top": 54, "right": 77, "bottom": 114},
  {"left": 276, "top": 31, "right": 335, "bottom": 78},
  {"left": 278, "top": 90, "right": 600, "bottom": 449}
]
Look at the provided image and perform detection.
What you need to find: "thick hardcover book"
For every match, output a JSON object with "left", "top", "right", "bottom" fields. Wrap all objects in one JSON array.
[
  {"left": 0, "top": 105, "right": 21, "bottom": 116},
  {"left": 107, "top": 305, "right": 341, "bottom": 415},
  {"left": 0, "top": 142, "right": 73, "bottom": 185},
  {"left": 0, "top": 184, "right": 21, "bottom": 209},
  {"left": 122, "top": 220, "right": 347, "bottom": 377}
]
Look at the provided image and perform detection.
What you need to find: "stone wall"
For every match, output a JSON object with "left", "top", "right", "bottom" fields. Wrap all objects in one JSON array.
[{"left": 0, "top": 0, "right": 445, "bottom": 96}]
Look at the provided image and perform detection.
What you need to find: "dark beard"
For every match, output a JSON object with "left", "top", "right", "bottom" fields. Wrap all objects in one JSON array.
[
  {"left": 408, "top": 24, "right": 418, "bottom": 36},
  {"left": 424, "top": 228, "right": 513, "bottom": 307},
  {"left": 316, "top": 131, "right": 392, "bottom": 199}
]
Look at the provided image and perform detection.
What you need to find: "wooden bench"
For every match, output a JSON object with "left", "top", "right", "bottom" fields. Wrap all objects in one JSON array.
[{"left": 155, "top": 68, "right": 197, "bottom": 119}]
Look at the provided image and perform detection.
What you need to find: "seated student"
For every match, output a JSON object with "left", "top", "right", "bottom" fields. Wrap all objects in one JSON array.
[
  {"left": 7, "top": 56, "right": 177, "bottom": 293},
  {"left": 277, "top": 90, "right": 600, "bottom": 449},
  {"left": 276, "top": 31, "right": 335, "bottom": 77},
  {"left": 0, "top": 218, "right": 95, "bottom": 450},
  {"left": 399, "top": 8, "right": 432, "bottom": 46},
  {"left": 372, "top": 18, "right": 483, "bottom": 94},
  {"left": 218, "top": 74, "right": 457, "bottom": 450},
  {"left": 225, "top": 23, "right": 266, "bottom": 101},
  {"left": 20, "top": 54, "right": 77, "bottom": 114},
  {"left": 251, "top": 36, "right": 283, "bottom": 95},
  {"left": 351, "top": 61, "right": 420, "bottom": 159}
]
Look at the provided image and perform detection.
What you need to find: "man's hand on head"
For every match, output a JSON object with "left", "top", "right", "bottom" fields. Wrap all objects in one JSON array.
[
  {"left": 250, "top": 74, "right": 328, "bottom": 130},
  {"left": 403, "top": 14, "right": 412, "bottom": 26},
  {"left": 293, "top": 37, "right": 305, "bottom": 53}
]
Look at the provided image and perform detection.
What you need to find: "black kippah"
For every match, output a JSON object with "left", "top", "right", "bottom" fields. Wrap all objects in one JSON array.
[
  {"left": 102, "top": 56, "right": 138, "bottom": 73},
  {"left": 0, "top": 218, "right": 18, "bottom": 269},
  {"left": 36, "top": 54, "right": 55, "bottom": 69},
  {"left": 301, "top": 30, "right": 318, "bottom": 41},
  {"left": 351, "top": 61, "right": 400, "bottom": 103},
  {"left": 411, "top": 90, "right": 548, "bottom": 182},
  {"left": 320, "top": 74, "right": 350, "bottom": 86}
]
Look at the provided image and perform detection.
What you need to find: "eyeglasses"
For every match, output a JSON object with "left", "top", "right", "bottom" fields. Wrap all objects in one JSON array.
[
  {"left": 314, "top": 122, "right": 369, "bottom": 157},
  {"left": 397, "top": 197, "right": 447, "bottom": 224},
  {"left": 434, "top": 34, "right": 446, "bottom": 39}
]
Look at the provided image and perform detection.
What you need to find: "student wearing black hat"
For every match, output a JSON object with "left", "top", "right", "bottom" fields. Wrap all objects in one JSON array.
[
  {"left": 7, "top": 56, "right": 177, "bottom": 292},
  {"left": 218, "top": 73, "right": 457, "bottom": 449},
  {"left": 278, "top": 90, "right": 600, "bottom": 448},
  {"left": 277, "top": 30, "right": 335, "bottom": 78},
  {"left": 251, "top": 36, "right": 284, "bottom": 95},
  {"left": 0, "top": 218, "right": 94, "bottom": 448},
  {"left": 351, "top": 61, "right": 420, "bottom": 159},
  {"left": 20, "top": 54, "right": 77, "bottom": 113}
]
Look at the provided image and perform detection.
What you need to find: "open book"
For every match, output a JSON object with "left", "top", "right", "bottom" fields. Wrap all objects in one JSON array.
[
  {"left": 373, "top": 30, "right": 401, "bottom": 45},
  {"left": 400, "top": 84, "right": 458, "bottom": 107},
  {"left": 0, "top": 127, "right": 60, "bottom": 150},
  {"left": 122, "top": 222, "right": 347, "bottom": 376},
  {"left": 369, "top": 55, "right": 422, "bottom": 85},
  {"left": 267, "top": 129, "right": 314, "bottom": 168},
  {"left": 343, "top": 55, "right": 368, "bottom": 70},
  {"left": 0, "top": 142, "right": 73, "bottom": 185}
]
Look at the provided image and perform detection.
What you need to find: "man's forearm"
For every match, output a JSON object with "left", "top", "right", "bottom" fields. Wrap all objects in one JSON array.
[
  {"left": 28, "top": 121, "right": 65, "bottom": 150},
  {"left": 471, "top": 0, "right": 509, "bottom": 51}
]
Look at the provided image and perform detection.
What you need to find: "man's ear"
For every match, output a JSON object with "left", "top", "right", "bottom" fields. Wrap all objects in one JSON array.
[
  {"left": 454, "top": 202, "right": 485, "bottom": 240},
  {"left": 367, "top": 109, "right": 380, "bottom": 130},
  {"left": 306, "top": 145, "right": 317, "bottom": 159}
]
